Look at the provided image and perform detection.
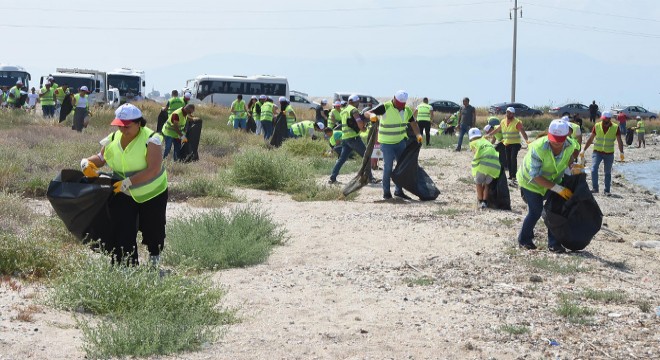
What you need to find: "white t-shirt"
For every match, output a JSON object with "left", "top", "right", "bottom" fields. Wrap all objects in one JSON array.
[
  {"left": 28, "top": 93, "right": 39, "bottom": 106},
  {"left": 76, "top": 96, "right": 88, "bottom": 108}
]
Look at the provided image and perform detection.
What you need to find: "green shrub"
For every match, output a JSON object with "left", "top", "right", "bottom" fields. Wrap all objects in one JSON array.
[
  {"left": 230, "top": 147, "right": 311, "bottom": 191},
  {"left": 0, "top": 232, "right": 66, "bottom": 278},
  {"left": 281, "top": 137, "right": 327, "bottom": 157},
  {"left": 169, "top": 175, "right": 235, "bottom": 201},
  {"left": 163, "top": 207, "right": 285, "bottom": 271}
]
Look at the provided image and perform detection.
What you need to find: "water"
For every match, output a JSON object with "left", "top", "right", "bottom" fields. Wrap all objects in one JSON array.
[{"left": 615, "top": 160, "right": 660, "bottom": 195}]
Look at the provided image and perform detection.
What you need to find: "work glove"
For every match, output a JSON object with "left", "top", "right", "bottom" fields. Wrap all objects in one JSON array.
[
  {"left": 113, "top": 178, "right": 132, "bottom": 195},
  {"left": 620, "top": 153, "right": 624, "bottom": 162},
  {"left": 181, "top": 135, "right": 188, "bottom": 143},
  {"left": 551, "top": 184, "right": 573, "bottom": 200},
  {"left": 570, "top": 164, "right": 584, "bottom": 175},
  {"left": 80, "top": 159, "right": 99, "bottom": 178},
  {"left": 579, "top": 151, "right": 585, "bottom": 159},
  {"left": 526, "top": 139, "right": 533, "bottom": 145},
  {"left": 417, "top": 135, "right": 423, "bottom": 144},
  {"left": 370, "top": 115, "right": 378, "bottom": 123}
]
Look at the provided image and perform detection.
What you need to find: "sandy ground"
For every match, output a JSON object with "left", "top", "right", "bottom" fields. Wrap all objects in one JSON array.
[{"left": 1, "top": 134, "right": 659, "bottom": 360}]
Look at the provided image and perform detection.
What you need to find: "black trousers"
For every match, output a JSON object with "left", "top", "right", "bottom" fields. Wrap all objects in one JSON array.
[
  {"left": 495, "top": 142, "right": 507, "bottom": 170},
  {"left": 106, "top": 189, "right": 168, "bottom": 265},
  {"left": 504, "top": 144, "right": 521, "bottom": 180},
  {"left": 418, "top": 121, "right": 431, "bottom": 145}
]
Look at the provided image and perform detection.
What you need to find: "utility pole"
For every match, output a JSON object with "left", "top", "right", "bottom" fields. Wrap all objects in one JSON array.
[{"left": 511, "top": 0, "right": 521, "bottom": 103}]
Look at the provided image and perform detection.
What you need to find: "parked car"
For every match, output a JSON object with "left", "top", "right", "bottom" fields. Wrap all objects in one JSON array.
[
  {"left": 611, "top": 105, "right": 657, "bottom": 120},
  {"left": 333, "top": 92, "right": 379, "bottom": 111},
  {"left": 489, "top": 102, "right": 543, "bottom": 117},
  {"left": 429, "top": 99, "right": 460, "bottom": 114},
  {"left": 289, "top": 90, "right": 319, "bottom": 111},
  {"left": 548, "top": 103, "right": 599, "bottom": 118}
]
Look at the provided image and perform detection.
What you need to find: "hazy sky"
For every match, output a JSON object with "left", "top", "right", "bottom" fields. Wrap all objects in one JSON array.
[{"left": 3, "top": 0, "right": 659, "bottom": 110}]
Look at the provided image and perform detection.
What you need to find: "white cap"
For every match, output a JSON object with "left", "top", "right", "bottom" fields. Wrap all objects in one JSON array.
[
  {"left": 251, "top": 95, "right": 257, "bottom": 100},
  {"left": 321, "top": 99, "right": 328, "bottom": 104},
  {"left": 348, "top": 94, "right": 360, "bottom": 103},
  {"left": 333, "top": 100, "right": 341, "bottom": 106},
  {"left": 548, "top": 119, "right": 570, "bottom": 137},
  {"left": 483, "top": 124, "right": 492, "bottom": 133},
  {"left": 317, "top": 122, "right": 325, "bottom": 130},
  {"left": 394, "top": 90, "right": 408, "bottom": 103},
  {"left": 340, "top": 100, "right": 347, "bottom": 106},
  {"left": 259, "top": 95, "right": 266, "bottom": 100},
  {"left": 468, "top": 127, "right": 482, "bottom": 140},
  {"left": 16, "top": 80, "right": 23, "bottom": 85},
  {"left": 278, "top": 96, "right": 288, "bottom": 103},
  {"left": 561, "top": 115, "right": 570, "bottom": 123},
  {"left": 184, "top": 92, "right": 192, "bottom": 99},
  {"left": 636, "top": 115, "right": 641, "bottom": 119},
  {"left": 506, "top": 106, "right": 515, "bottom": 113},
  {"left": 80, "top": 86, "right": 89, "bottom": 92},
  {"left": 601, "top": 110, "right": 612, "bottom": 119},
  {"left": 112, "top": 103, "right": 143, "bottom": 124}
]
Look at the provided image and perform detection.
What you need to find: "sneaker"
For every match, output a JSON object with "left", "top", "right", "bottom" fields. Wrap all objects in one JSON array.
[
  {"left": 604, "top": 191, "right": 611, "bottom": 197},
  {"left": 149, "top": 255, "right": 160, "bottom": 266},
  {"left": 548, "top": 245, "right": 566, "bottom": 254},
  {"left": 394, "top": 191, "right": 412, "bottom": 200},
  {"left": 370, "top": 178, "right": 382, "bottom": 184},
  {"left": 519, "top": 243, "right": 537, "bottom": 250},
  {"left": 590, "top": 189, "right": 599, "bottom": 194},
  {"left": 454, "top": 148, "right": 461, "bottom": 152},
  {"left": 479, "top": 201, "right": 487, "bottom": 209},
  {"left": 383, "top": 193, "right": 393, "bottom": 200},
  {"left": 508, "top": 179, "right": 518, "bottom": 188},
  {"left": 328, "top": 179, "right": 337, "bottom": 184}
]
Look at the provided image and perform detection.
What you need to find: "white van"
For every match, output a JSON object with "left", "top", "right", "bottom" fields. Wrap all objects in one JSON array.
[
  {"left": 333, "top": 92, "right": 380, "bottom": 111},
  {"left": 289, "top": 90, "right": 319, "bottom": 111}
]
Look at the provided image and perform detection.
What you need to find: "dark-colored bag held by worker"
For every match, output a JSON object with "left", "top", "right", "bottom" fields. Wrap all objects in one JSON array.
[
  {"left": 156, "top": 108, "right": 168, "bottom": 133},
  {"left": 391, "top": 141, "right": 440, "bottom": 201},
  {"left": 625, "top": 130, "right": 634, "bottom": 146},
  {"left": 543, "top": 173, "right": 603, "bottom": 251},
  {"left": 487, "top": 169, "right": 511, "bottom": 210},
  {"left": 270, "top": 113, "right": 289, "bottom": 148},
  {"left": 59, "top": 94, "right": 73, "bottom": 123},
  {"left": 342, "top": 124, "right": 377, "bottom": 197},
  {"left": 178, "top": 119, "right": 202, "bottom": 162},
  {"left": 46, "top": 169, "right": 114, "bottom": 242}
]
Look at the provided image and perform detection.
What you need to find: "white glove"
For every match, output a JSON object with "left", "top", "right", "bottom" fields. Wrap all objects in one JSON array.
[
  {"left": 181, "top": 135, "right": 188, "bottom": 143},
  {"left": 113, "top": 178, "right": 132, "bottom": 194},
  {"left": 80, "top": 158, "right": 89, "bottom": 171}
]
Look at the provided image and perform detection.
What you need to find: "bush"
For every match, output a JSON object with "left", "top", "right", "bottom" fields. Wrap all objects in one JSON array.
[
  {"left": 281, "top": 137, "right": 327, "bottom": 157},
  {"left": 169, "top": 175, "right": 235, "bottom": 202},
  {"left": 0, "top": 231, "right": 67, "bottom": 279},
  {"left": 230, "top": 147, "right": 311, "bottom": 191},
  {"left": 50, "top": 256, "right": 235, "bottom": 358},
  {"left": 163, "top": 207, "right": 285, "bottom": 271}
]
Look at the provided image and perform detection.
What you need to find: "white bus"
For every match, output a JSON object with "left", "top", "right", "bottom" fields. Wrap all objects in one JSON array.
[
  {"left": 107, "top": 68, "right": 145, "bottom": 103},
  {"left": 185, "top": 75, "right": 289, "bottom": 106},
  {"left": 0, "top": 64, "right": 31, "bottom": 89}
]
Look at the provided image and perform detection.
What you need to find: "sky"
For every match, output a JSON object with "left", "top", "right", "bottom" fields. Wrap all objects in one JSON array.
[{"left": 3, "top": 0, "right": 660, "bottom": 111}]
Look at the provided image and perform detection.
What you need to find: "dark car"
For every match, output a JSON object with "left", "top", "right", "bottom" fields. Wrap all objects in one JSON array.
[
  {"left": 489, "top": 102, "right": 543, "bottom": 117},
  {"left": 429, "top": 99, "right": 461, "bottom": 114},
  {"left": 549, "top": 103, "right": 599, "bottom": 118}
]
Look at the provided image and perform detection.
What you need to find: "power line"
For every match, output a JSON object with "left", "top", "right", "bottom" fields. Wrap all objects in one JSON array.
[
  {"left": 0, "top": 18, "right": 509, "bottom": 32},
  {"left": 0, "top": 1, "right": 509, "bottom": 15},
  {"left": 524, "top": 2, "right": 660, "bottom": 23},
  {"left": 521, "top": 17, "right": 660, "bottom": 39}
]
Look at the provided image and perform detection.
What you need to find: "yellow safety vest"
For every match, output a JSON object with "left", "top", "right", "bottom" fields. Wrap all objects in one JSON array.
[
  {"left": 167, "top": 97, "right": 185, "bottom": 115},
  {"left": 636, "top": 120, "right": 645, "bottom": 134},
  {"left": 40, "top": 87, "right": 55, "bottom": 106},
  {"left": 292, "top": 120, "right": 315, "bottom": 137},
  {"left": 328, "top": 108, "right": 341, "bottom": 129},
  {"left": 416, "top": 103, "right": 432, "bottom": 122},
  {"left": 378, "top": 101, "right": 412, "bottom": 145},
  {"left": 7, "top": 86, "right": 20, "bottom": 104},
  {"left": 501, "top": 118, "right": 522, "bottom": 145},
  {"left": 102, "top": 127, "right": 168, "bottom": 203},
  {"left": 517, "top": 137, "right": 577, "bottom": 196},
  {"left": 285, "top": 105, "right": 296, "bottom": 129},
  {"left": 593, "top": 121, "right": 618, "bottom": 153},
  {"left": 470, "top": 137, "right": 501, "bottom": 178},
  {"left": 341, "top": 105, "right": 359, "bottom": 140},
  {"left": 73, "top": 94, "right": 89, "bottom": 109},
  {"left": 329, "top": 130, "right": 342, "bottom": 146},
  {"left": 54, "top": 87, "right": 69, "bottom": 103},
  {"left": 231, "top": 99, "right": 247, "bottom": 118},
  {"left": 260, "top": 102, "right": 274, "bottom": 122},
  {"left": 162, "top": 107, "right": 188, "bottom": 138}
]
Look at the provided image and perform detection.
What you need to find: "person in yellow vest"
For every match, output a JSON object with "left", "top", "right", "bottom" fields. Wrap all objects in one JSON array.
[
  {"left": 39, "top": 82, "right": 56, "bottom": 118},
  {"left": 364, "top": 90, "right": 423, "bottom": 199},
  {"left": 230, "top": 94, "right": 249, "bottom": 130},
  {"left": 72, "top": 86, "right": 92, "bottom": 132},
  {"left": 163, "top": 90, "right": 185, "bottom": 116},
  {"left": 252, "top": 95, "right": 265, "bottom": 136},
  {"left": 54, "top": 83, "right": 70, "bottom": 115},
  {"left": 414, "top": 97, "right": 434, "bottom": 146},
  {"left": 260, "top": 96, "right": 275, "bottom": 139},
  {"left": 468, "top": 128, "right": 501, "bottom": 209},
  {"left": 246, "top": 95, "right": 258, "bottom": 133},
  {"left": 277, "top": 96, "right": 297, "bottom": 136},
  {"left": 323, "top": 126, "right": 343, "bottom": 157},
  {"left": 162, "top": 104, "right": 195, "bottom": 161},
  {"left": 564, "top": 115, "right": 582, "bottom": 149},
  {"left": 580, "top": 110, "right": 624, "bottom": 196},
  {"left": 486, "top": 106, "right": 530, "bottom": 185},
  {"left": 328, "top": 100, "right": 342, "bottom": 130},
  {"left": 484, "top": 117, "right": 506, "bottom": 169},
  {"left": 517, "top": 120, "right": 580, "bottom": 253},
  {"left": 80, "top": 103, "right": 168, "bottom": 266},
  {"left": 291, "top": 120, "right": 323, "bottom": 138},
  {"left": 630, "top": 116, "right": 645, "bottom": 149},
  {"left": 329, "top": 94, "right": 378, "bottom": 185},
  {"left": 6, "top": 80, "right": 23, "bottom": 109}
]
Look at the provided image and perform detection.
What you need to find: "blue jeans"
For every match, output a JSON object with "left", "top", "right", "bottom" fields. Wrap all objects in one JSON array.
[
  {"left": 163, "top": 136, "right": 181, "bottom": 161},
  {"left": 233, "top": 117, "right": 247, "bottom": 129},
  {"left": 262, "top": 121, "right": 273, "bottom": 139},
  {"left": 381, "top": 141, "right": 406, "bottom": 195},
  {"left": 456, "top": 125, "right": 470, "bottom": 150},
  {"left": 591, "top": 152, "right": 614, "bottom": 192},
  {"left": 42, "top": 105, "right": 55, "bottom": 118},
  {"left": 330, "top": 137, "right": 370, "bottom": 181},
  {"left": 619, "top": 123, "right": 627, "bottom": 136},
  {"left": 518, "top": 188, "right": 559, "bottom": 248}
]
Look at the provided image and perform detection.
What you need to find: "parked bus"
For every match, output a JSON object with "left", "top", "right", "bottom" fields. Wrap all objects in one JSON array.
[
  {"left": 107, "top": 68, "right": 145, "bottom": 103},
  {"left": 185, "top": 75, "right": 289, "bottom": 106},
  {"left": 0, "top": 64, "right": 31, "bottom": 89}
]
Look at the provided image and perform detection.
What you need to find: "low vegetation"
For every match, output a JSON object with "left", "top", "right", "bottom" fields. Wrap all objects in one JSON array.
[{"left": 528, "top": 256, "right": 588, "bottom": 275}]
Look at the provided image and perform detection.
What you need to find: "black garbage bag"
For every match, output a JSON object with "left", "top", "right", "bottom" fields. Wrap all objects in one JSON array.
[
  {"left": 625, "top": 130, "right": 634, "bottom": 146},
  {"left": 59, "top": 94, "right": 73, "bottom": 123},
  {"left": 18, "top": 93, "right": 28, "bottom": 107},
  {"left": 247, "top": 116, "right": 256, "bottom": 133},
  {"left": 487, "top": 169, "right": 511, "bottom": 210},
  {"left": 341, "top": 124, "right": 377, "bottom": 197},
  {"left": 179, "top": 119, "right": 202, "bottom": 162},
  {"left": 269, "top": 113, "right": 289, "bottom": 147},
  {"left": 156, "top": 108, "right": 168, "bottom": 133},
  {"left": 543, "top": 173, "right": 603, "bottom": 251},
  {"left": 46, "top": 169, "right": 114, "bottom": 242},
  {"left": 391, "top": 141, "right": 440, "bottom": 201}
]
